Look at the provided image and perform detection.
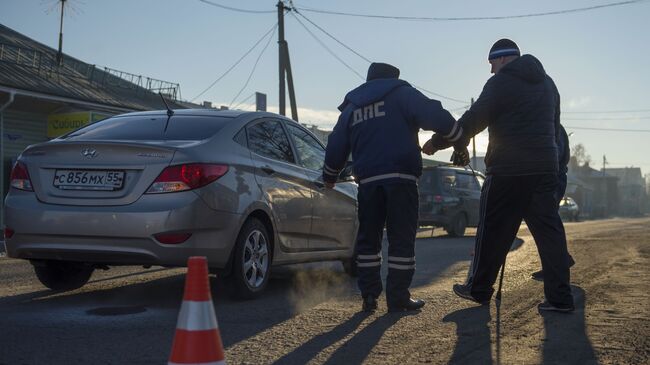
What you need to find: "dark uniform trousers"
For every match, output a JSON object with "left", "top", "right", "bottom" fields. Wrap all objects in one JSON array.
[
  {"left": 355, "top": 182, "right": 418, "bottom": 306},
  {"left": 468, "top": 174, "right": 574, "bottom": 307}
]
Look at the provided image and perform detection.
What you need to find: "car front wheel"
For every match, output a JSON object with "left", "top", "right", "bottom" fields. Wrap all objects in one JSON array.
[
  {"left": 230, "top": 218, "right": 271, "bottom": 299},
  {"left": 32, "top": 260, "right": 94, "bottom": 290}
]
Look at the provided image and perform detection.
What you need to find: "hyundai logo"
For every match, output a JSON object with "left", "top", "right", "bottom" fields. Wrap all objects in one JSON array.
[{"left": 81, "top": 148, "right": 98, "bottom": 159}]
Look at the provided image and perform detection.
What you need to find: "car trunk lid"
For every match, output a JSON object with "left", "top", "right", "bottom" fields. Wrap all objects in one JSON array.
[{"left": 21, "top": 141, "right": 183, "bottom": 206}]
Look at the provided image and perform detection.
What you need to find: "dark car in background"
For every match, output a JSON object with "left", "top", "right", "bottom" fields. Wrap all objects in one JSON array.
[{"left": 418, "top": 165, "right": 484, "bottom": 237}]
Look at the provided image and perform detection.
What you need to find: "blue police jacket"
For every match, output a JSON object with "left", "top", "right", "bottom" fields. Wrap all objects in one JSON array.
[{"left": 323, "top": 78, "right": 456, "bottom": 185}]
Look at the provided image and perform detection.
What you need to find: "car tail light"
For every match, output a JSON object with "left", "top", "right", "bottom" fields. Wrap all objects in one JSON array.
[
  {"left": 9, "top": 161, "right": 33, "bottom": 191},
  {"left": 433, "top": 195, "right": 443, "bottom": 203},
  {"left": 4, "top": 228, "right": 14, "bottom": 239},
  {"left": 146, "top": 164, "right": 228, "bottom": 194},
  {"left": 154, "top": 232, "right": 192, "bottom": 244}
]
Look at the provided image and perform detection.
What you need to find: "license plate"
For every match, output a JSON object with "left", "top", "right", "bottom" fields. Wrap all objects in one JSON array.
[{"left": 54, "top": 170, "right": 125, "bottom": 191}]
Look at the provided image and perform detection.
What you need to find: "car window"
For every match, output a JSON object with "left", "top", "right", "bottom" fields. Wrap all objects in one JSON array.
[
  {"left": 455, "top": 173, "right": 478, "bottom": 190},
  {"left": 234, "top": 128, "right": 247, "bottom": 147},
  {"left": 420, "top": 170, "right": 437, "bottom": 193},
  {"left": 247, "top": 120, "right": 295, "bottom": 163},
  {"left": 439, "top": 170, "right": 456, "bottom": 192},
  {"left": 285, "top": 123, "right": 325, "bottom": 171},
  {"left": 60, "top": 115, "right": 230, "bottom": 141}
]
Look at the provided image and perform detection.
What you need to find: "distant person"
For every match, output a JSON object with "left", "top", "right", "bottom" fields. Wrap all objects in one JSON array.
[
  {"left": 423, "top": 39, "right": 574, "bottom": 312},
  {"left": 529, "top": 124, "right": 575, "bottom": 281},
  {"left": 323, "top": 62, "right": 457, "bottom": 313}
]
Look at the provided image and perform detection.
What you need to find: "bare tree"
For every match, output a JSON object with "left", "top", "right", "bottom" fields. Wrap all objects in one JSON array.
[{"left": 571, "top": 143, "right": 591, "bottom": 166}]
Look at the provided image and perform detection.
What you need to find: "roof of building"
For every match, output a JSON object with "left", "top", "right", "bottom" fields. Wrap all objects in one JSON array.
[
  {"left": 603, "top": 167, "right": 644, "bottom": 186},
  {"left": 0, "top": 24, "right": 195, "bottom": 112}
]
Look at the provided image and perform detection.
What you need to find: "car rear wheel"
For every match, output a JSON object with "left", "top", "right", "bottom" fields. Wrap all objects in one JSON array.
[
  {"left": 446, "top": 214, "right": 467, "bottom": 237},
  {"left": 230, "top": 218, "right": 271, "bottom": 299},
  {"left": 32, "top": 260, "right": 94, "bottom": 290}
]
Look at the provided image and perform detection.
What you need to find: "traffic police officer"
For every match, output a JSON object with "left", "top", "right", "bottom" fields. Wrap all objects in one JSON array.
[{"left": 323, "top": 62, "right": 457, "bottom": 312}]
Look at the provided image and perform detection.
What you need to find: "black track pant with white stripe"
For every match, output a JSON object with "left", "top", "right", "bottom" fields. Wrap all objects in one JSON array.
[
  {"left": 468, "top": 174, "right": 573, "bottom": 307},
  {"left": 355, "top": 182, "right": 418, "bottom": 306}
]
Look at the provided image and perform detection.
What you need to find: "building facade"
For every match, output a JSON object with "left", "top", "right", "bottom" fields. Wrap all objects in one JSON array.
[{"left": 0, "top": 25, "right": 197, "bottom": 227}]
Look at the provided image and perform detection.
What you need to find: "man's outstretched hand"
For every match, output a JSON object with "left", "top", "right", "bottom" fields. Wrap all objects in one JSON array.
[{"left": 422, "top": 133, "right": 453, "bottom": 155}]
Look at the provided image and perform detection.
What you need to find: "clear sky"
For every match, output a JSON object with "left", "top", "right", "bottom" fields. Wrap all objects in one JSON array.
[{"left": 2, "top": 0, "right": 650, "bottom": 175}]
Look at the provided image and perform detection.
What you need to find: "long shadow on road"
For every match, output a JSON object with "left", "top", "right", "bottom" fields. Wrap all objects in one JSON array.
[
  {"left": 408, "top": 234, "right": 524, "bottom": 289},
  {"left": 443, "top": 305, "right": 493, "bottom": 365},
  {"left": 0, "top": 262, "right": 361, "bottom": 364},
  {"left": 271, "top": 312, "right": 369, "bottom": 365},
  {"left": 541, "top": 286, "right": 598, "bottom": 364},
  {"left": 0, "top": 233, "right": 525, "bottom": 364},
  {"left": 441, "top": 285, "right": 597, "bottom": 365}
]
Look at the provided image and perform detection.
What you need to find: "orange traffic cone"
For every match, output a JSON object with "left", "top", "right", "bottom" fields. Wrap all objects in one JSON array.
[{"left": 169, "top": 256, "right": 226, "bottom": 365}]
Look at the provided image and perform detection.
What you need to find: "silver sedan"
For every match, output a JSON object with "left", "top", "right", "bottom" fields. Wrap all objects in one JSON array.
[{"left": 3, "top": 109, "right": 358, "bottom": 298}]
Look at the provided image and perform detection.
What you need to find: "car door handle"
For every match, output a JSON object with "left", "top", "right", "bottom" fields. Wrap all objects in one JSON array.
[{"left": 261, "top": 166, "right": 275, "bottom": 175}]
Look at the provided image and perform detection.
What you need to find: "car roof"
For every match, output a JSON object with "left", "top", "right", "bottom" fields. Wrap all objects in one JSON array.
[
  {"left": 424, "top": 165, "right": 481, "bottom": 173},
  {"left": 114, "top": 108, "right": 286, "bottom": 120}
]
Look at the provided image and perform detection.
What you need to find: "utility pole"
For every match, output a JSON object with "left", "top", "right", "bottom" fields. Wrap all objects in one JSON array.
[
  {"left": 56, "top": 0, "right": 66, "bottom": 66},
  {"left": 277, "top": 1, "right": 299, "bottom": 121},
  {"left": 603, "top": 155, "right": 608, "bottom": 177},
  {"left": 471, "top": 98, "right": 476, "bottom": 169}
]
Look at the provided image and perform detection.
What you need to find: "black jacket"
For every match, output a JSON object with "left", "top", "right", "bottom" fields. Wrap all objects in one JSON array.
[{"left": 459, "top": 54, "right": 561, "bottom": 175}]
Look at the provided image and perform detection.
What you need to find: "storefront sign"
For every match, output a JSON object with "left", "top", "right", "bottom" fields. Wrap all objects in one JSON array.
[{"left": 47, "top": 112, "right": 109, "bottom": 138}]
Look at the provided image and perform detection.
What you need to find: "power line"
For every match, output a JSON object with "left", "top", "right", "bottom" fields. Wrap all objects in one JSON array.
[
  {"left": 563, "top": 116, "right": 650, "bottom": 120},
  {"left": 564, "top": 108, "right": 650, "bottom": 114},
  {"left": 229, "top": 26, "right": 277, "bottom": 108},
  {"left": 296, "top": 0, "right": 647, "bottom": 22},
  {"left": 232, "top": 92, "right": 256, "bottom": 110},
  {"left": 565, "top": 126, "right": 650, "bottom": 132},
  {"left": 412, "top": 84, "right": 469, "bottom": 104},
  {"left": 191, "top": 23, "right": 278, "bottom": 102},
  {"left": 197, "top": 0, "right": 275, "bottom": 14},
  {"left": 290, "top": 12, "right": 366, "bottom": 80},
  {"left": 293, "top": 10, "right": 468, "bottom": 104},
  {"left": 294, "top": 11, "right": 372, "bottom": 63}
]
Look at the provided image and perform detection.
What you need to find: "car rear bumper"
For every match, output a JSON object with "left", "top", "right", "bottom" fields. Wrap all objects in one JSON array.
[
  {"left": 418, "top": 213, "right": 451, "bottom": 227},
  {"left": 4, "top": 190, "right": 243, "bottom": 268}
]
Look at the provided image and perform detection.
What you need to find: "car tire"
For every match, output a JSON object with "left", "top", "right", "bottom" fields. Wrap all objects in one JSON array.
[
  {"left": 446, "top": 214, "right": 467, "bottom": 237},
  {"left": 33, "top": 260, "right": 94, "bottom": 290},
  {"left": 230, "top": 218, "right": 272, "bottom": 300}
]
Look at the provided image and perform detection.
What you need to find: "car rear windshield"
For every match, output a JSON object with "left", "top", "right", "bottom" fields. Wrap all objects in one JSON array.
[
  {"left": 420, "top": 169, "right": 456, "bottom": 193},
  {"left": 59, "top": 115, "right": 231, "bottom": 141}
]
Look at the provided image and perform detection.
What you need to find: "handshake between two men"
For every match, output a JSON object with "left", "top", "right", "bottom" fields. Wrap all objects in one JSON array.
[{"left": 422, "top": 132, "right": 471, "bottom": 167}]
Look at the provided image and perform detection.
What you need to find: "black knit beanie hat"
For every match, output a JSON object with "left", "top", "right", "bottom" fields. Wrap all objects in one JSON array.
[
  {"left": 488, "top": 39, "right": 520, "bottom": 60},
  {"left": 366, "top": 62, "right": 400, "bottom": 81}
]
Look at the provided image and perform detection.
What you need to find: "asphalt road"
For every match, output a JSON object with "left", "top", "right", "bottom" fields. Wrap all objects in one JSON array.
[{"left": 1, "top": 218, "right": 648, "bottom": 364}]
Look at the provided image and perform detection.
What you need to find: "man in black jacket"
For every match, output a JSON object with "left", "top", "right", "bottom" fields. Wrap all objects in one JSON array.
[{"left": 423, "top": 39, "right": 574, "bottom": 312}]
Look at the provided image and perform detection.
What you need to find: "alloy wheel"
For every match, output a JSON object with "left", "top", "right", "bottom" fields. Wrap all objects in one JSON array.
[{"left": 242, "top": 229, "right": 269, "bottom": 288}]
